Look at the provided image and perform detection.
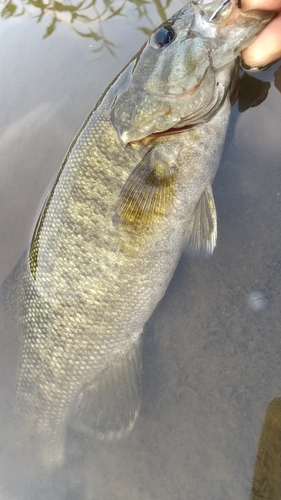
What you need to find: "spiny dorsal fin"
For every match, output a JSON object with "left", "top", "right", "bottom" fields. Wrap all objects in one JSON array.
[
  {"left": 115, "top": 146, "right": 178, "bottom": 231},
  {"left": 185, "top": 185, "right": 217, "bottom": 256},
  {"left": 69, "top": 337, "right": 142, "bottom": 440}
]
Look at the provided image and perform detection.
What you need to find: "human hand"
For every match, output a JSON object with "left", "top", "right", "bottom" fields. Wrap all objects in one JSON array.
[{"left": 241, "top": 0, "right": 281, "bottom": 66}]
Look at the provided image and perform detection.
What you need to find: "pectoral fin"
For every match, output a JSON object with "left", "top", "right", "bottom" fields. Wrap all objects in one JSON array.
[
  {"left": 69, "top": 337, "right": 142, "bottom": 440},
  {"left": 115, "top": 145, "right": 178, "bottom": 230},
  {"left": 238, "top": 72, "right": 270, "bottom": 112},
  {"left": 185, "top": 185, "right": 217, "bottom": 256}
]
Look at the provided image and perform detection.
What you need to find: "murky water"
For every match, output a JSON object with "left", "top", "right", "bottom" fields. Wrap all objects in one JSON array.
[{"left": 0, "top": 1, "right": 281, "bottom": 499}]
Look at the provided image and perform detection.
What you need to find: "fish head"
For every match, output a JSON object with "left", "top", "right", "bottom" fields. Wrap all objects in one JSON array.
[{"left": 111, "top": 0, "right": 275, "bottom": 144}]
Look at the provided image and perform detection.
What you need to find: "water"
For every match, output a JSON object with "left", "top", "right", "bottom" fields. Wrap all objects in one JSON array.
[{"left": 0, "top": 1, "right": 281, "bottom": 499}]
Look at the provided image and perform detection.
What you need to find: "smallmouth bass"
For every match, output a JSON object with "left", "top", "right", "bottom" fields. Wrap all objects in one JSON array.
[{"left": 3, "top": 0, "right": 274, "bottom": 475}]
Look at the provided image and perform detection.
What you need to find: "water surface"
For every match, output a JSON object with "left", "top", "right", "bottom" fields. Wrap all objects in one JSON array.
[{"left": 0, "top": 1, "right": 281, "bottom": 499}]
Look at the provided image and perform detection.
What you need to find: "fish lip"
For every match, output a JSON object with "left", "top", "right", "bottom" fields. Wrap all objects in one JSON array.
[
  {"left": 208, "top": 0, "right": 232, "bottom": 22},
  {"left": 237, "top": 8, "right": 276, "bottom": 23},
  {"left": 225, "top": 4, "right": 276, "bottom": 26}
]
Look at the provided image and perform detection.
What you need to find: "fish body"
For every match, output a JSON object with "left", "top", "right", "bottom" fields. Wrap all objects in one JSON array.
[{"left": 7, "top": 0, "right": 274, "bottom": 470}]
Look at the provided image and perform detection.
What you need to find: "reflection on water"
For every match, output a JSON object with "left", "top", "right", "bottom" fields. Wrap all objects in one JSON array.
[
  {"left": 0, "top": 0, "right": 171, "bottom": 50},
  {"left": 0, "top": 0, "right": 281, "bottom": 498}
]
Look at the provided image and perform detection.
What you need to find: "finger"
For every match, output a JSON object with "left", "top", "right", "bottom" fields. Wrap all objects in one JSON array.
[
  {"left": 241, "top": 14, "right": 281, "bottom": 66},
  {"left": 241, "top": 0, "right": 281, "bottom": 10}
]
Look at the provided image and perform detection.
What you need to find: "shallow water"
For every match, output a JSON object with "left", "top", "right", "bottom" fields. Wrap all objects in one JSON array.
[{"left": 0, "top": 1, "right": 281, "bottom": 499}]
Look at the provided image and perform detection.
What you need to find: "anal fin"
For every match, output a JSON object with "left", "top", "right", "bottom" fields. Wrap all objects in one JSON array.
[
  {"left": 185, "top": 185, "right": 217, "bottom": 256},
  {"left": 69, "top": 337, "right": 142, "bottom": 440}
]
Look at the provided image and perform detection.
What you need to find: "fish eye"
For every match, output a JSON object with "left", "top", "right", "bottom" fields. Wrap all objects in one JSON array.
[{"left": 150, "top": 26, "right": 176, "bottom": 49}]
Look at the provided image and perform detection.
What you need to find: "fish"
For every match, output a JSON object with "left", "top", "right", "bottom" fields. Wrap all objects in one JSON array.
[{"left": 3, "top": 0, "right": 274, "bottom": 475}]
